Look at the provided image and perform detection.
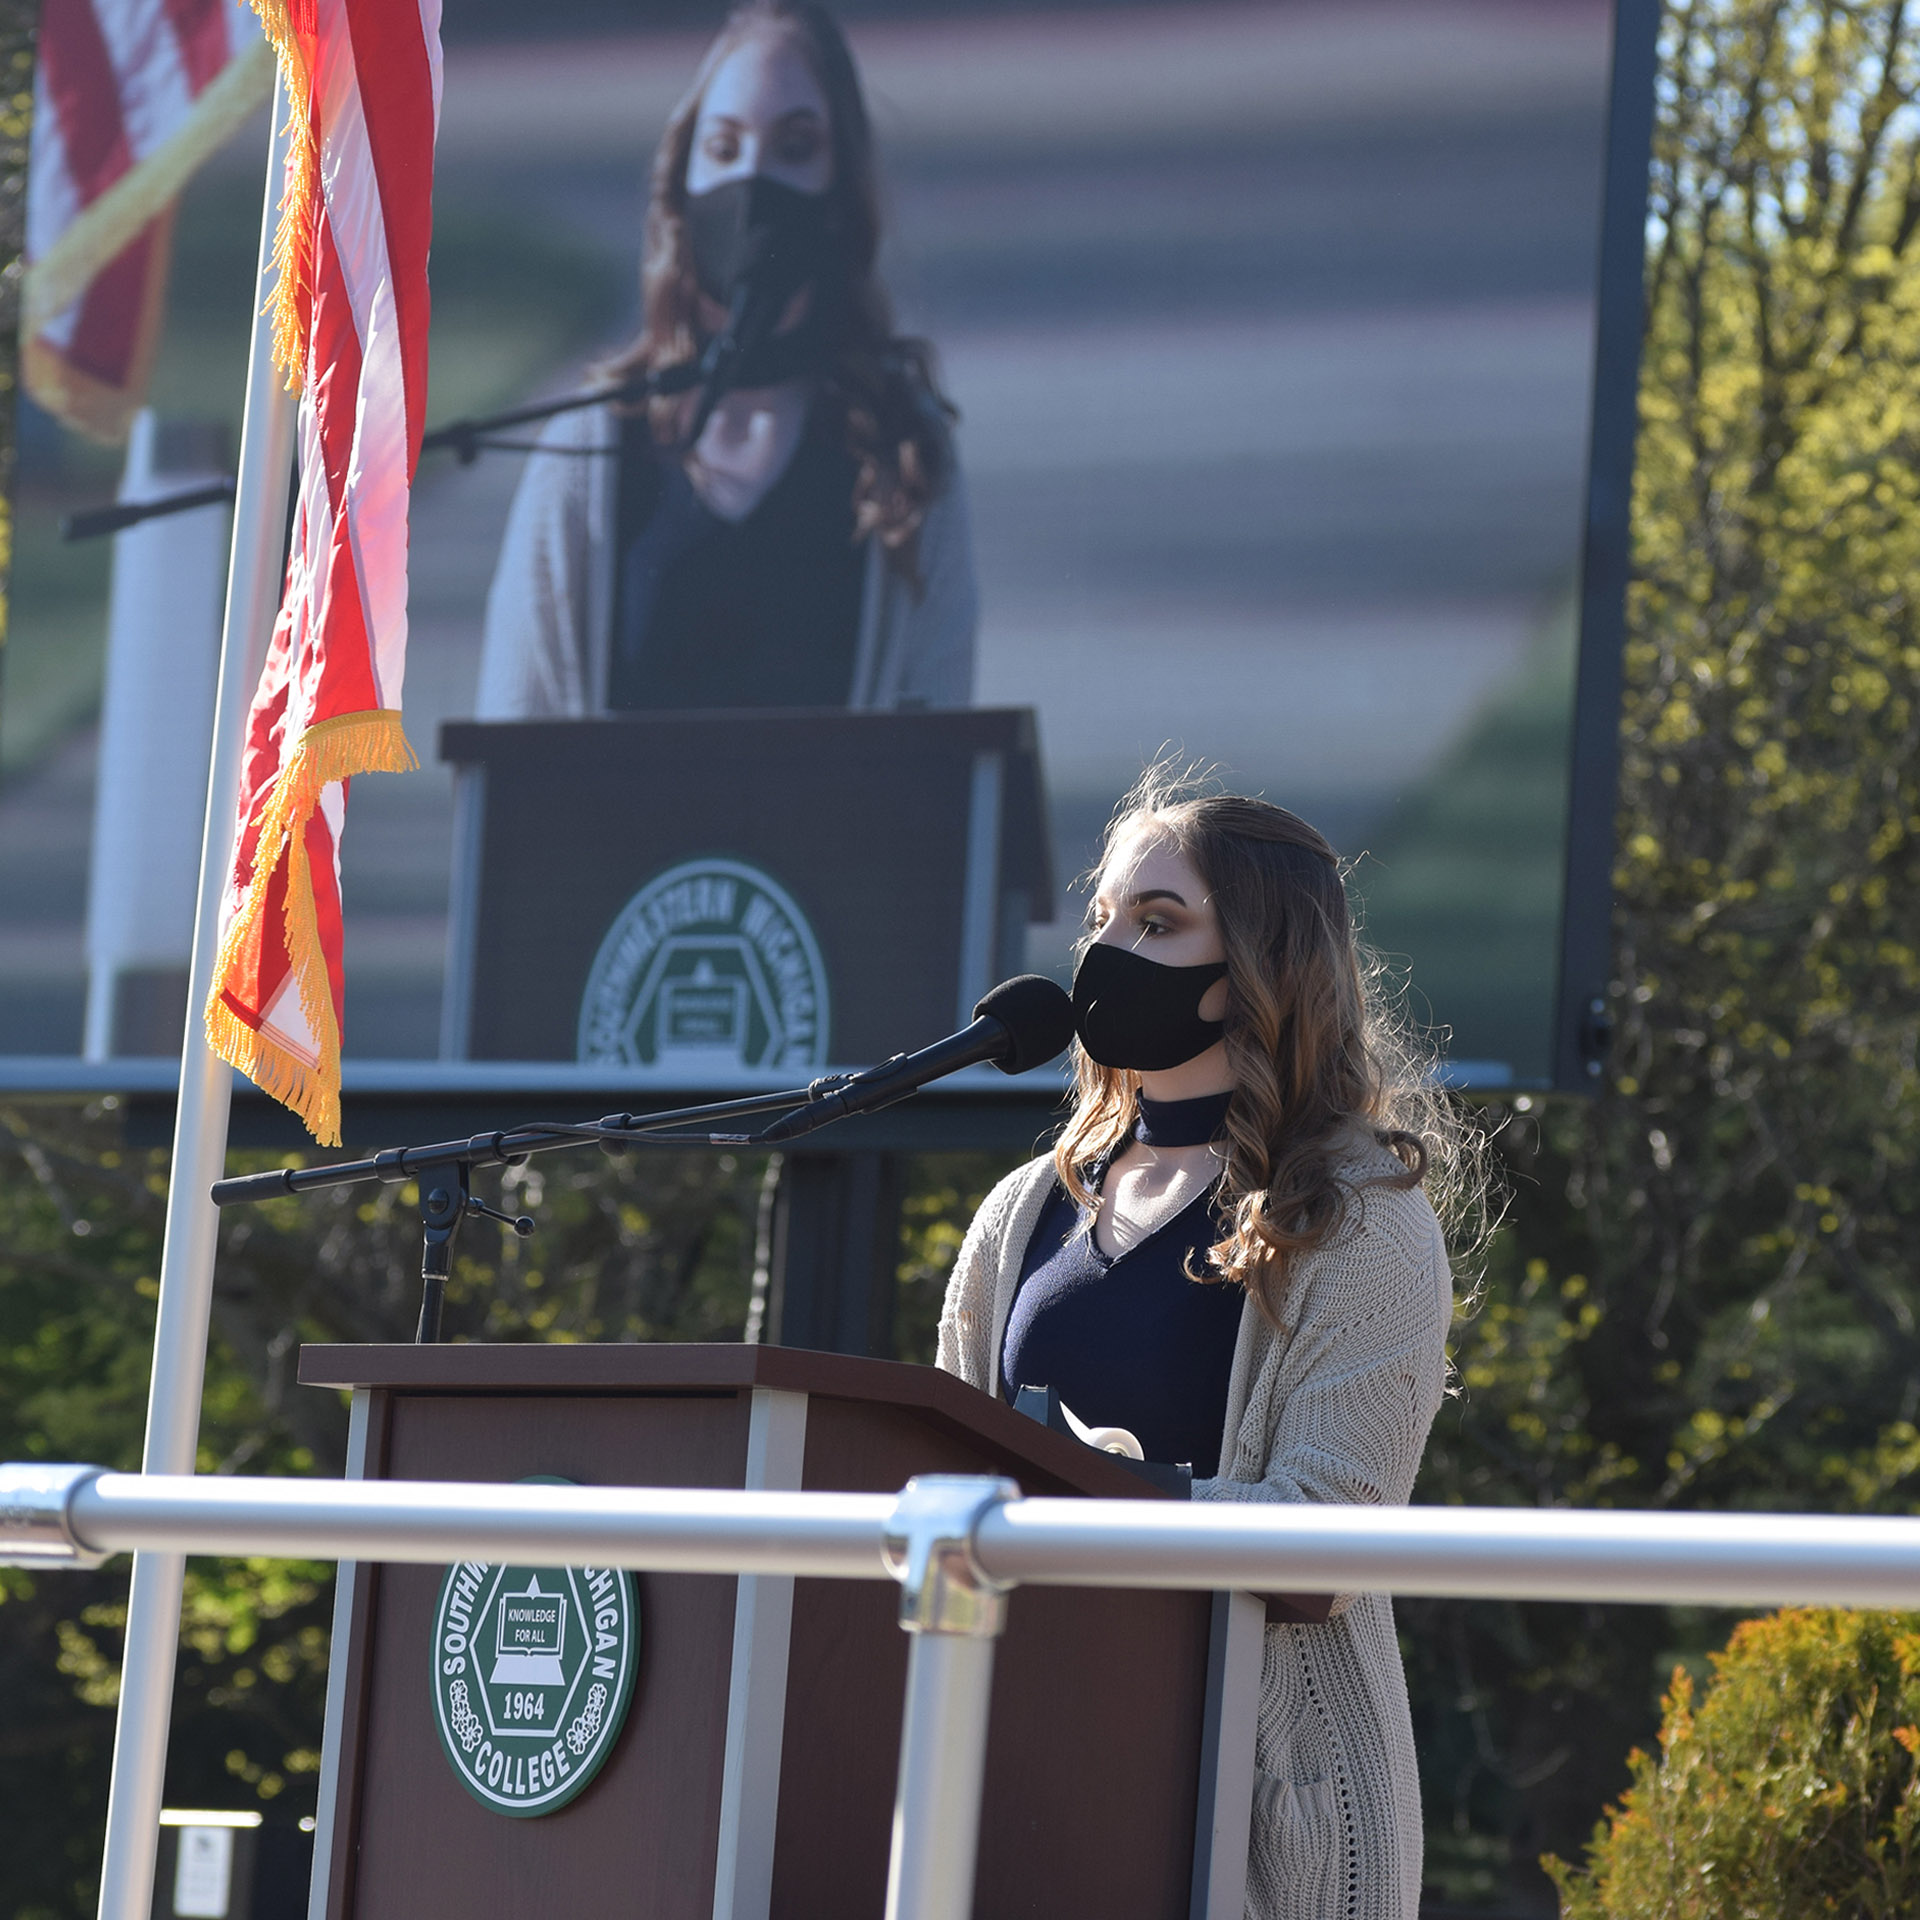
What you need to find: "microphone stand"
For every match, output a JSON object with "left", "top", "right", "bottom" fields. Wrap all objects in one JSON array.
[
  {"left": 60, "top": 360, "right": 713, "bottom": 542},
  {"left": 208, "top": 1064, "right": 918, "bottom": 1343},
  {"left": 417, "top": 359, "right": 708, "bottom": 467},
  {"left": 62, "top": 478, "right": 239, "bottom": 543},
  {"left": 64, "top": 273, "right": 817, "bottom": 540}
]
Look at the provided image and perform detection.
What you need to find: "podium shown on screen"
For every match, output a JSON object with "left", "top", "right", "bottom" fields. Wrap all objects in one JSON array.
[{"left": 437, "top": 709, "right": 1054, "bottom": 1080}]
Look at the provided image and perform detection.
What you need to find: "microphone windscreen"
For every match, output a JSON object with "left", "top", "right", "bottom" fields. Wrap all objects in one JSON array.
[{"left": 973, "top": 974, "right": 1076, "bottom": 1075}]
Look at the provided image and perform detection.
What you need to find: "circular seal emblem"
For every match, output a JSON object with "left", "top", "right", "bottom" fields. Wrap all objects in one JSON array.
[
  {"left": 577, "top": 857, "right": 830, "bottom": 1072},
  {"left": 429, "top": 1510, "right": 638, "bottom": 1818}
]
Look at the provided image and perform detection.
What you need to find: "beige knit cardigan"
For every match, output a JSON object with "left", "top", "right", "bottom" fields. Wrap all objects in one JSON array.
[{"left": 935, "top": 1143, "right": 1452, "bottom": 1920}]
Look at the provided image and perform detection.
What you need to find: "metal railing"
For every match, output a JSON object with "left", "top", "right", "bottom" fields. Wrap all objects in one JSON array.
[{"left": 9, "top": 1462, "right": 1920, "bottom": 1920}]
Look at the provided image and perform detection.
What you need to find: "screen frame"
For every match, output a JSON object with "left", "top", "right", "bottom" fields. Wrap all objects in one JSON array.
[
  {"left": 1551, "top": 0, "right": 1659, "bottom": 1094},
  {"left": 0, "top": 0, "right": 1663, "bottom": 1141}
]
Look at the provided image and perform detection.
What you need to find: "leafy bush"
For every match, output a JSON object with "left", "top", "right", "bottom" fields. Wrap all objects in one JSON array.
[{"left": 1547, "top": 1609, "right": 1920, "bottom": 1918}]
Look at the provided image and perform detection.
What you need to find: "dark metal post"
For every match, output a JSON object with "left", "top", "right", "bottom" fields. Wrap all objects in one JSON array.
[
  {"left": 765, "top": 1151, "right": 905, "bottom": 1355},
  {"left": 414, "top": 1161, "right": 470, "bottom": 1343}
]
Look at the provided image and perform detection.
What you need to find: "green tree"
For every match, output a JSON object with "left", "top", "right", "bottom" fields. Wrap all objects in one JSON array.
[
  {"left": 1405, "top": 0, "right": 1920, "bottom": 1903},
  {"left": 0, "top": 1103, "right": 331, "bottom": 1920},
  {"left": 0, "top": 1100, "right": 772, "bottom": 1920}
]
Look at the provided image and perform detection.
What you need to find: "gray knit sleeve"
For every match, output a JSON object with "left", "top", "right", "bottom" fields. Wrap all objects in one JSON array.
[
  {"left": 1193, "top": 1182, "right": 1451, "bottom": 1514},
  {"left": 475, "top": 403, "right": 615, "bottom": 719}
]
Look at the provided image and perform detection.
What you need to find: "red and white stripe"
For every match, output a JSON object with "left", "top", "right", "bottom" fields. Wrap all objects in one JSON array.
[
  {"left": 206, "top": 0, "right": 441, "bottom": 1145},
  {"left": 282, "top": 0, "right": 440, "bottom": 728}
]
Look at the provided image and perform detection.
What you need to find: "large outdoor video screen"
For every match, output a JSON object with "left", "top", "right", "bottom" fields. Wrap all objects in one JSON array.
[{"left": 0, "top": 0, "right": 1640, "bottom": 1108}]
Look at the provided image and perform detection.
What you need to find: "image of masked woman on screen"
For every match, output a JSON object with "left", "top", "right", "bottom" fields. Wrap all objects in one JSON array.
[{"left": 476, "top": 0, "right": 976, "bottom": 719}]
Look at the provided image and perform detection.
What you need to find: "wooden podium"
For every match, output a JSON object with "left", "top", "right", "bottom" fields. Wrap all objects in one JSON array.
[{"left": 297, "top": 1344, "right": 1261, "bottom": 1920}]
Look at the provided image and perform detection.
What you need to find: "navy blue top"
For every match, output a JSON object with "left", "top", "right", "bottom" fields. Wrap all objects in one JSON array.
[
  {"left": 607, "top": 409, "right": 865, "bottom": 712},
  {"left": 1000, "top": 1095, "right": 1245, "bottom": 1475}
]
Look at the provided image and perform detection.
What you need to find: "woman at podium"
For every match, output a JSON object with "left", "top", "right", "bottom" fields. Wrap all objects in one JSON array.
[
  {"left": 938, "top": 780, "right": 1470, "bottom": 1920},
  {"left": 477, "top": 0, "right": 976, "bottom": 719}
]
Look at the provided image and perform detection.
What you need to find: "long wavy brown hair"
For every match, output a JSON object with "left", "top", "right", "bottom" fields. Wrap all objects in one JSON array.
[
  {"left": 1054, "top": 768, "right": 1483, "bottom": 1324},
  {"left": 604, "top": 0, "right": 952, "bottom": 574}
]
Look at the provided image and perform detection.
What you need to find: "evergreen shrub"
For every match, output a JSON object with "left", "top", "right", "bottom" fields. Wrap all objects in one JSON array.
[{"left": 1547, "top": 1609, "right": 1920, "bottom": 1918}]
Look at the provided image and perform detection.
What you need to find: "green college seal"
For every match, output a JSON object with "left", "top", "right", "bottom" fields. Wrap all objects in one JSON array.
[
  {"left": 576, "top": 857, "right": 830, "bottom": 1072},
  {"left": 429, "top": 1534, "right": 638, "bottom": 1817}
]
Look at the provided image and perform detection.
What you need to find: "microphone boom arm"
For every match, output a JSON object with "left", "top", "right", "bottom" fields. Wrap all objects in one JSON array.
[
  {"left": 206, "top": 977, "right": 1073, "bottom": 1340},
  {"left": 61, "top": 363, "right": 711, "bottom": 540}
]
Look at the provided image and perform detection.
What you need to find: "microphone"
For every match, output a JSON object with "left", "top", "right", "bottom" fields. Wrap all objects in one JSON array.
[
  {"left": 684, "top": 271, "right": 789, "bottom": 447},
  {"left": 758, "top": 975, "right": 1075, "bottom": 1144}
]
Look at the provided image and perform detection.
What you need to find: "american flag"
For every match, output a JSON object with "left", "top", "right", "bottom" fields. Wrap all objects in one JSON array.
[
  {"left": 25, "top": 0, "right": 271, "bottom": 441},
  {"left": 204, "top": 0, "right": 442, "bottom": 1146}
]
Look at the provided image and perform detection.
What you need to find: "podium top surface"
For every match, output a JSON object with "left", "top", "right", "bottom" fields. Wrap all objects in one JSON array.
[
  {"left": 438, "top": 706, "right": 1041, "bottom": 765},
  {"left": 297, "top": 1341, "right": 1171, "bottom": 1500}
]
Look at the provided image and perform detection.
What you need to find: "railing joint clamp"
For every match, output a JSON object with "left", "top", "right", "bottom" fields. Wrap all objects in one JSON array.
[
  {"left": 0, "top": 1462, "right": 108, "bottom": 1568},
  {"left": 882, "top": 1474, "right": 1018, "bottom": 1637}
]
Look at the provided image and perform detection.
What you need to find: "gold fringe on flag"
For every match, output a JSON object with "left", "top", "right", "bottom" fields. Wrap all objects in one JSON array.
[
  {"left": 247, "top": 0, "right": 318, "bottom": 386},
  {"left": 204, "top": 709, "right": 417, "bottom": 1145}
]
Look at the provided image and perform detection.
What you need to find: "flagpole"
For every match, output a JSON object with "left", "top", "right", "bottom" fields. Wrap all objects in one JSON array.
[{"left": 94, "top": 79, "right": 297, "bottom": 1920}]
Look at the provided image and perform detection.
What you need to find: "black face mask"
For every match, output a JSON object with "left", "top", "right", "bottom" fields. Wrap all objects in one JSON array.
[
  {"left": 1070, "top": 941, "right": 1228, "bottom": 1073},
  {"left": 684, "top": 174, "right": 836, "bottom": 317}
]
